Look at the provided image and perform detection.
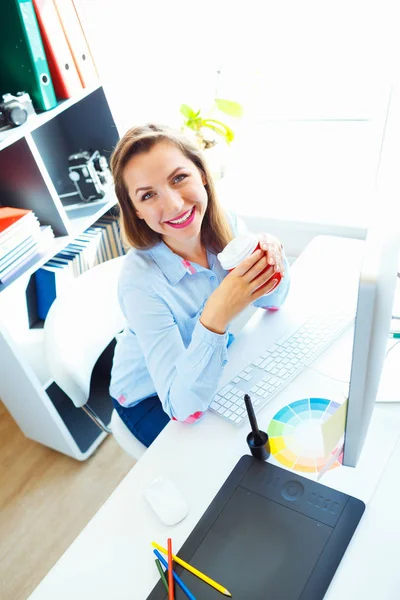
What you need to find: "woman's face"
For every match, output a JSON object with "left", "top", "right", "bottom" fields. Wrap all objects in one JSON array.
[{"left": 124, "top": 141, "right": 208, "bottom": 247}]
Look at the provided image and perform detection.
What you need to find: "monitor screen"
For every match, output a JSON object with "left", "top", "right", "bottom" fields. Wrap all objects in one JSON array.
[{"left": 343, "top": 86, "right": 400, "bottom": 466}]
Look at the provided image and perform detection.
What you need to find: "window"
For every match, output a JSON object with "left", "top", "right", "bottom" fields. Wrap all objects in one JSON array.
[{"left": 81, "top": 0, "right": 398, "bottom": 228}]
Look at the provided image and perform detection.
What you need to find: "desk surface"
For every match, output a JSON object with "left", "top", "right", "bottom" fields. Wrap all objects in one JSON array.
[{"left": 28, "top": 236, "right": 400, "bottom": 600}]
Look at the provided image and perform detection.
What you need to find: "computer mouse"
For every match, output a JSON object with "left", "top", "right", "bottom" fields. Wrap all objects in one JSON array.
[{"left": 144, "top": 477, "right": 188, "bottom": 526}]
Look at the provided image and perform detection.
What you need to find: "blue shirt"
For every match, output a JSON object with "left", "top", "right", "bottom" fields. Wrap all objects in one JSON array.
[{"left": 110, "top": 213, "right": 290, "bottom": 421}]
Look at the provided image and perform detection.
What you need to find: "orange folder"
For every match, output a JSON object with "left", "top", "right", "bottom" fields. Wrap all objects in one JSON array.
[
  {"left": 71, "top": 0, "right": 99, "bottom": 77},
  {"left": 53, "top": 0, "right": 99, "bottom": 87},
  {"left": 32, "top": 0, "right": 83, "bottom": 99}
]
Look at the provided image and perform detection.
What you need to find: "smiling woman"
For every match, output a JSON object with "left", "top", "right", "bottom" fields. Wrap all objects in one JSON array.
[
  {"left": 123, "top": 141, "right": 209, "bottom": 260},
  {"left": 111, "top": 125, "right": 232, "bottom": 256},
  {"left": 108, "top": 124, "right": 290, "bottom": 447}
]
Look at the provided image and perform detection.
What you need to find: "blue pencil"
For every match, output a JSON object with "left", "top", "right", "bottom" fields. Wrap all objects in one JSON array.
[{"left": 153, "top": 549, "right": 197, "bottom": 600}]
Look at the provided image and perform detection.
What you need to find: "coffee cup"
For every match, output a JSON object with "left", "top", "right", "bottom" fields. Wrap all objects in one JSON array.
[{"left": 217, "top": 232, "right": 282, "bottom": 292}]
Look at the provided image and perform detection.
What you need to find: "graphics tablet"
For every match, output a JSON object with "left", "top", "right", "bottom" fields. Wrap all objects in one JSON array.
[{"left": 147, "top": 455, "right": 365, "bottom": 600}]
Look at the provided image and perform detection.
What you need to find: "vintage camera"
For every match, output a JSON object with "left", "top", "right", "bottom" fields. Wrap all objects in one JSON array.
[
  {"left": 68, "top": 150, "right": 112, "bottom": 202},
  {"left": 0, "top": 91, "right": 36, "bottom": 132}
]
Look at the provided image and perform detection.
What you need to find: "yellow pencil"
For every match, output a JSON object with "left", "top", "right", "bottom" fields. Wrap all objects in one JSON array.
[{"left": 151, "top": 541, "right": 231, "bottom": 597}]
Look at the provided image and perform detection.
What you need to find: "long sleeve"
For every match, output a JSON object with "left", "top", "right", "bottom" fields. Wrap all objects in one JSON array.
[{"left": 119, "top": 283, "right": 229, "bottom": 421}]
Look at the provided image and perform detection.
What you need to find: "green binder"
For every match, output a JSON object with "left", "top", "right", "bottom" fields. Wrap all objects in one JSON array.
[{"left": 0, "top": 0, "right": 57, "bottom": 111}]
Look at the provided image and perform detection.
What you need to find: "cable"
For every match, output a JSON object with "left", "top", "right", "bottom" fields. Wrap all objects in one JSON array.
[
  {"left": 385, "top": 339, "right": 400, "bottom": 360},
  {"left": 305, "top": 365, "right": 349, "bottom": 385}
]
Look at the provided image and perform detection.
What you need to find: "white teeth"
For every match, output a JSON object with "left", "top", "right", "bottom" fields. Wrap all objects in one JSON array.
[{"left": 168, "top": 208, "right": 193, "bottom": 224}]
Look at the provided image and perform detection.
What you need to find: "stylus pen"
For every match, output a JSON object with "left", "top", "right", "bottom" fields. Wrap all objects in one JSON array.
[
  {"left": 244, "top": 394, "right": 263, "bottom": 443},
  {"left": 154, "top": 549, "right": 197, "bottom": 600}
]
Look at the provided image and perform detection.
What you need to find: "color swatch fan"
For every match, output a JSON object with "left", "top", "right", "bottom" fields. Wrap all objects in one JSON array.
[{"left": 267, "top": 398, "right": 347, "bottom": 474}]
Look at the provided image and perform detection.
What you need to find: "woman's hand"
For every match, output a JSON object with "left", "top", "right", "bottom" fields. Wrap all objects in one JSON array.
[
  {"left": 200, "top": 249, "right": 278, "bottom": 334},
  {"left": 258, "top": 233, "right": 285, "bottom": 275}
]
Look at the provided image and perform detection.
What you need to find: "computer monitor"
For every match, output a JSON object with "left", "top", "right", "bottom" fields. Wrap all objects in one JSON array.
[{"left": 343, "top": 86, "right": 400, "bottom": 467}]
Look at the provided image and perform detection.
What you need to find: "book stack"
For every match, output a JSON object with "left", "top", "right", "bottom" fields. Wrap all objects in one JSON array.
[
  {"left": 0, "top": 0, "right": 98, "bottom": 114},
  {"left": 0, "top": 206, "right": 54, "bottom": 285},
  {"left": 35, "top": 214, "right": 125, "bottom": 320}
]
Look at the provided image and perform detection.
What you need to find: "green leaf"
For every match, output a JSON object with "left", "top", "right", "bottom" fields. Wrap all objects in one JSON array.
[
  {"left": 202, "top": 119, "right": 235, "bottom": 143},
  {"left": 180, "top": 104, "right": 197, "bottom": 119},
  {"left": 185, "top": 116, "right": 204, "bottom": 131},
  {"left": 214, "top": 98, "right": 243, "bottom": 118}
]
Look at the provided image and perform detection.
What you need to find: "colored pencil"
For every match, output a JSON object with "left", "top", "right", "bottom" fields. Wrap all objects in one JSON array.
[
  {"left": 152, "top": 541, "right": 231, "bottom": 597},
  {"left": 153, "top": 549, "right": 196, "bottom": 600},
  {"left": 155, "top": 559, "right": 169, "bottom": 594},
  {"left": 167, "top": 538, "right": 174, "bottom": 600}
]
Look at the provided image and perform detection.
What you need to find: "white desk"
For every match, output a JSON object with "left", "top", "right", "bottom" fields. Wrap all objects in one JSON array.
[{"left": 28, "top": 236, "right": 400, "bottom": 600}]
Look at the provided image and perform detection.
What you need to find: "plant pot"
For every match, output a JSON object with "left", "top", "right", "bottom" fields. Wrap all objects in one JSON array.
[{"left": 204, "top": 141, "right": 230, "bottom": 181}]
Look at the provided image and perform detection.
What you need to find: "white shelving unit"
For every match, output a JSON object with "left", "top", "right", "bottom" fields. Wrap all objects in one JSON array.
[{"left": 0, "top": 85, "right": 120, "bottom": 460}]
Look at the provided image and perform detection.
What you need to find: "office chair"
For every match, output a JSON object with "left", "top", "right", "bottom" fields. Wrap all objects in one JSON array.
[{"left": 43, "top": 256, "right": 146, "bottom": 461}]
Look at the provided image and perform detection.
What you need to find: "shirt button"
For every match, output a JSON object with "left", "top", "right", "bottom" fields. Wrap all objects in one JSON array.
[
  {"left": 210, "top": 275, "right": 216, "bottom": 281},
  {"left": 222, "top": 360, "right": 228, "bottom": 366}
]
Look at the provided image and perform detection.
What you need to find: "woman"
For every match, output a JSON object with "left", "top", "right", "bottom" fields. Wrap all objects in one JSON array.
[{"left": 109, "top": 124, "right": 290, "bottom": 446}]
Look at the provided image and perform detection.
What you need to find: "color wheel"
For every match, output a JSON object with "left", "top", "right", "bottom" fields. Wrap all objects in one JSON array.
[{"left": 267, "top": 398, "right": 344, "bottom": 473}]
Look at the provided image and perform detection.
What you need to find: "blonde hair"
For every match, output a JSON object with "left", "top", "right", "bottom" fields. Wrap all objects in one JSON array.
[{"left": 110, "top": 124, "right": 233, "bottom": 254}]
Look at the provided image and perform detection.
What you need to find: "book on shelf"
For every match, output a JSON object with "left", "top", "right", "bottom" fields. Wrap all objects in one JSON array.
[
  {"left": 98, "top": 214, "right": 125, "bottom": 257},
  {"left": 86, "top": 226, "right": 109, "bottom": 264},
  {"left": 0, "top": 212, "right": 38, "bottom": 245},
  {"left": 0, "top": 207, "right": 33, "bottom": 233},
  {"left": 49, "top": 255, "right": 75, "bottom": 279},
  {"left": 0, "top": 212, "right": 54, "bottom": 263},
  {"left": 34, "top": 214, "right": 123, "bottom": 318},
  {"left": 36, "top": 259, "right": 75, "bottom": 320},
  {"left": 78, "top": 228, "right": 104, "bottom": 264},
  {"left": 50, "top": 254, "right": 76, "bottom": 277},
  {"left": 88, "top": 221, "right": 112, "bottom": 260},
  {"left": 0, "top": 224, "right": 54, "bottom": 284},
  {"left": 0, "top": 235, "right": 38, "bottom": 272},
  {"left": 56, "top": 248, "right": 81, "bottom": 277},
  {"left": 74, "top": 229, "right": 104, "bottom": 269},
  {"left": 93, "top": 216, "right": 126, "bottom": 261},
  {"left": 0, "top": 218, "right": 39, "bottom": 260},
  {"left": 0, "top": 245, "right": 39, "bottom": 284}
]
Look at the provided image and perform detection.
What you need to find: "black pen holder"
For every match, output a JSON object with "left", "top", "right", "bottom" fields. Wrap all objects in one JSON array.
[{"left": 247, "top": 430, "right": 270, "bottom": 461}]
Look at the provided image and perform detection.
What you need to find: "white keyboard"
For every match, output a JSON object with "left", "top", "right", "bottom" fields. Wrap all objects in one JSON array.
[{"left": 210, "top": 309, "right": 354, "bottom": 426}]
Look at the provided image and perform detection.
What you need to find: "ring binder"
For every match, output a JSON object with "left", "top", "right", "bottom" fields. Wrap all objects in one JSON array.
[
  {"left": 0, "top": 0, "right": 57, "bottom": 112},
  {"left": 53, "top": 0, "right": 99, "bottom": 88},
  {"left": 32, "top": 0, "right": 83, "bottom": 99}
]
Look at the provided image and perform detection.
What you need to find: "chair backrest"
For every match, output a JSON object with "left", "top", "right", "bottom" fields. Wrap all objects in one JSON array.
[{"left": 43, "top": 257, "right": 126, "bottom": 408}]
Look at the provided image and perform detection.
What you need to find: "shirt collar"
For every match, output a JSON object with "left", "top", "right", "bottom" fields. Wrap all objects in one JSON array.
[
  {"left": 148, "top": 241, "right": 217, "bottom": 285},
  {"left": 148, "top": 241, "right": 192, "bottom": 285}
]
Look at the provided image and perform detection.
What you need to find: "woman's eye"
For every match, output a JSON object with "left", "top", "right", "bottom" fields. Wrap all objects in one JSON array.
[
  {"left": 173, "top": 174, "right": 187, "bottom": 184},
  {"left": 142, "top": 191, "right": 155, "bottom": 201}
]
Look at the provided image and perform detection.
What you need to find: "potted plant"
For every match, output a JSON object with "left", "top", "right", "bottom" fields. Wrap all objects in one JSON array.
[
  {"left": 180, "top": 98, "right": 243, "bottom": 149},
  {"left": 180, "top": 98, "right": 243, "bottom": 179}
]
